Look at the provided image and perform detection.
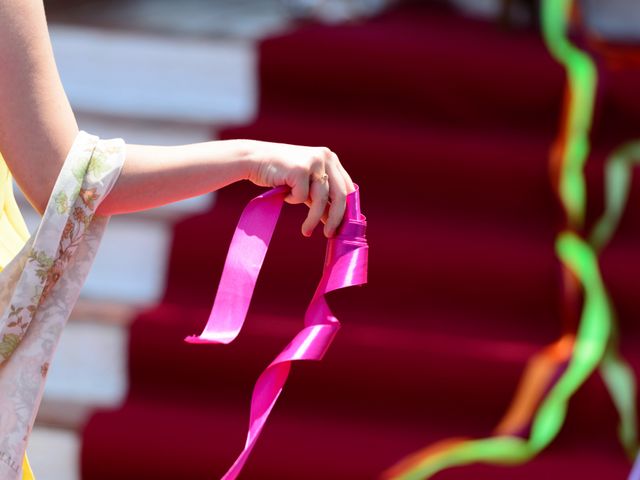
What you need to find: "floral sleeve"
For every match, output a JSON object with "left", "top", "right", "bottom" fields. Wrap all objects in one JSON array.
[{"left": 0, "top": 132, "right": 125, "bottom": 479}]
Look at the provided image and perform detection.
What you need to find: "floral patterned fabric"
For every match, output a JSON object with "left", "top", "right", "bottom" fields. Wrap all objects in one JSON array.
[{"left": 0, "top": 131, "right": 125, "bottom": 479}]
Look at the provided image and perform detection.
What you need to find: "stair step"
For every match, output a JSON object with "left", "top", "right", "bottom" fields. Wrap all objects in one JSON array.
[
  {"left": 81, "top": 381, "right": 633, "bottom": 480},
  {"left": 157, "top": 183, "right": 640, "bottom": 334},
  {"left": 50, "top": 24, "right": 256, "bottom": 124},
  {"left": 221, "top": 108, "right": 640, "bottom": 237},
  {"left": 28, "top": 427, "right": 80, "bottom": 480},
  {"left": 47, "top": 0, "right": 293, "bottom": 41},
  {"left": 42, "top": 320, "right": 128, "bottom": 410},
  {"left": 221, "top": 112, "right": 561, "bottom": 228},
  {"left": 258, "top": 4, "right": 565, "bottom": 130},
  {"left": 123, "top": 300, "right": 640, "bottom": 427},
  {"left": 159, "top": 191, "right": 556, "bottom": 320},
  {"left": 32, "top": 299, "right": 134, "bottom": 432}
]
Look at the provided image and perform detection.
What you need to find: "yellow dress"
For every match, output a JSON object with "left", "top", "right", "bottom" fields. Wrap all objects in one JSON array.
[
  {"left": 0, "top": 153, "right": 36, "bottom": 480},
  {"left": 0, "top": 155, "right": 30, "bottom": 266}
]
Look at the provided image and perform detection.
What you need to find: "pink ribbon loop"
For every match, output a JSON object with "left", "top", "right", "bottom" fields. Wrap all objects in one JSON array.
[
  {"left": 186, "top": 185, "right": 368, "bottom": 480},
  {"left": 185, "top": 186, "right": 288, "bottom": 345}
]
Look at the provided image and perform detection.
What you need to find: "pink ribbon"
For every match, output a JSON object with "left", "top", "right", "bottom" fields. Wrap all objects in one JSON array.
[{"left": 185, "top": 185, "right": 368, "bottom": 479}]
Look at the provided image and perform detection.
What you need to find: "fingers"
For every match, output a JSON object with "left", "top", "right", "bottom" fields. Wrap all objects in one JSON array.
[
  {"left": 301, "top": 170, "right": 330, "bottom": 237},
  {"left": 335, "top": 156, "right": 355, "bottom": 193},
  {"left": 324, "top": 154, "right": 349, "bottom": 237},
  {"left": 285, "top": 146, "right": 353, "bottom": 238},
  {"left": 304, "top": 199, "right": 330, "bottom": 224}
]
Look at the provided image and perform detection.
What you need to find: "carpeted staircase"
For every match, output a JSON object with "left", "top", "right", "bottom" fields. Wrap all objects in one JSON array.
[{"left": 81, "top": 2, "right": 640, "bottom": 479}]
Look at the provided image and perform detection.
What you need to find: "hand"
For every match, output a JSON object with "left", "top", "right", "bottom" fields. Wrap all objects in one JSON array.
[{"left": 243, "top": 140, "right": 355, "bottom": 237}]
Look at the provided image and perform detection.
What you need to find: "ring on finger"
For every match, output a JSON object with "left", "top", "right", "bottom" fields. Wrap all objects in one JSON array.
[{"left": 313, "top": 172, "right": 329, "bottom": 184}]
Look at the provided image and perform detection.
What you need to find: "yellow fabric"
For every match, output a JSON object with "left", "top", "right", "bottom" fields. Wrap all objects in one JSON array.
[
  {"left": 0, "top": 154, "right": 30, "bottom": 266},
  {"left": 0, "top": 153, "right": 34, "bottom": 479},
  {"left": 21, "top": 455, "right": 34, "bottom": 480}
]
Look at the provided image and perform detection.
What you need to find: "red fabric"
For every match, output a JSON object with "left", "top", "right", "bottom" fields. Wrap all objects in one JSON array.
[{"left": 82, "top": 3, "right": 640, "bottom": 479}]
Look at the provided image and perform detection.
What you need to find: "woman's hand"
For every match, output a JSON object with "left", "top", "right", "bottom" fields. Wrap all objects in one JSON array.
[{"left": 243, "top": 140, "right": 355, "bottom": 238}]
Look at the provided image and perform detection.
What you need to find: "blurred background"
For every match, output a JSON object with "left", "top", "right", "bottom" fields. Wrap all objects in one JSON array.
[{"left": 24, "top": 0, "right": 640, "bottom": 478}]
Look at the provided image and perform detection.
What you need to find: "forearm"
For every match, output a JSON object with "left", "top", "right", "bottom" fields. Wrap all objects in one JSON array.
[
  {"left": 0, "top": 0, "right": 253, "bottom": 217},
  {"left": 97, "top": 139, "right": 253, "bottom": 215}
]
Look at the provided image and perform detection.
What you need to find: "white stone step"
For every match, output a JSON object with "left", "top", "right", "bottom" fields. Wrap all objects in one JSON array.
[
  {"left": 31, "top": 307, "right": 133, "bottom": 479},
  {"left": 18, "top": 204, "right": 177, "bottom": 304},
  {"left": 42, "top": 320, "right": 128, "bottom": 412},
  {"left": 27, "top": 427, "right": 79, "bottom": 480},
  {"left": 34, "top": 299, "right": 135, "bottom": 429},
  {"left": 50, "top": 25, "right": 256, "bottom": 125},
  {"left": 48, "top": 0, "right": 292, "bottom": 40},
  {"left": 51, "top": 25, "right": 257, "bottom": 125}
]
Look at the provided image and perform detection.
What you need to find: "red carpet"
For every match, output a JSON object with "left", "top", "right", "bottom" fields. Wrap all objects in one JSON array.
[{"left": 82, "top": 3, "right": 640, "bottom": 479}]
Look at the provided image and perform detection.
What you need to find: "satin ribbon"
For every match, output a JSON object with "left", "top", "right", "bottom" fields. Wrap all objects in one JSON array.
[
  {"left": 544, "top": 0, "right": 597, "bottom": 229},
  {"left": 599, "top": 141, "right": 640, "bottom": 478},
  {"left": 386, "top": 1, "right": 639, "bottom": 478},
  {"left": 186, "top": 185, "right": 368, "bottom": 479}
]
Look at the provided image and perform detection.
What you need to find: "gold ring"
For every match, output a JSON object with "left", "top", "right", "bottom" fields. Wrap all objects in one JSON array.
[{"left": 314, "top": 173, "right": 329, "bottom": 184}]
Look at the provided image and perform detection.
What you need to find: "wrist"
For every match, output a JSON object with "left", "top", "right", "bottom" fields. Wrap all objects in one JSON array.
[{"left": 229, "top": 139, "right": 257, "bottom": 181}]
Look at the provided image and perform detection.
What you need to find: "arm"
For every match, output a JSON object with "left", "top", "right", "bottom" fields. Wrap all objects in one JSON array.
[{"left": 0, "top": 0, "right": 353, "bottom": 237}]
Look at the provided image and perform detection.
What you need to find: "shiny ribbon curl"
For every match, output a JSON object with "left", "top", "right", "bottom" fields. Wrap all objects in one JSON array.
[
  {"left": 385, "top": 1, "right": 640, "bottom": 478},
  {"left": 594, "top": 141, "right": 640, "bottom": 467},
  {"left": 186, "top": 185, "right": 368, "bottom": 479},
  {"left": 544, "top": 0, "right": 596, "bottom": 229}
]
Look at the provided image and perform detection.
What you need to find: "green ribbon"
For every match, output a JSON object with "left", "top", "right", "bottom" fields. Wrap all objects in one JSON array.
[
  {"left": 542, "top": 0, "right": 596, "bottom": 228},
  {"left": 392, "top": 233, "right": 614, "bottom": 480},
  {"left": 388, "top": 1, "right": 639, "bottom": 478},
  {"left": 593, "top": 140, "right": 640, "bottom": 460},
  {"left": 590, "top": 141, "right": 640, "bottom": 250}
]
